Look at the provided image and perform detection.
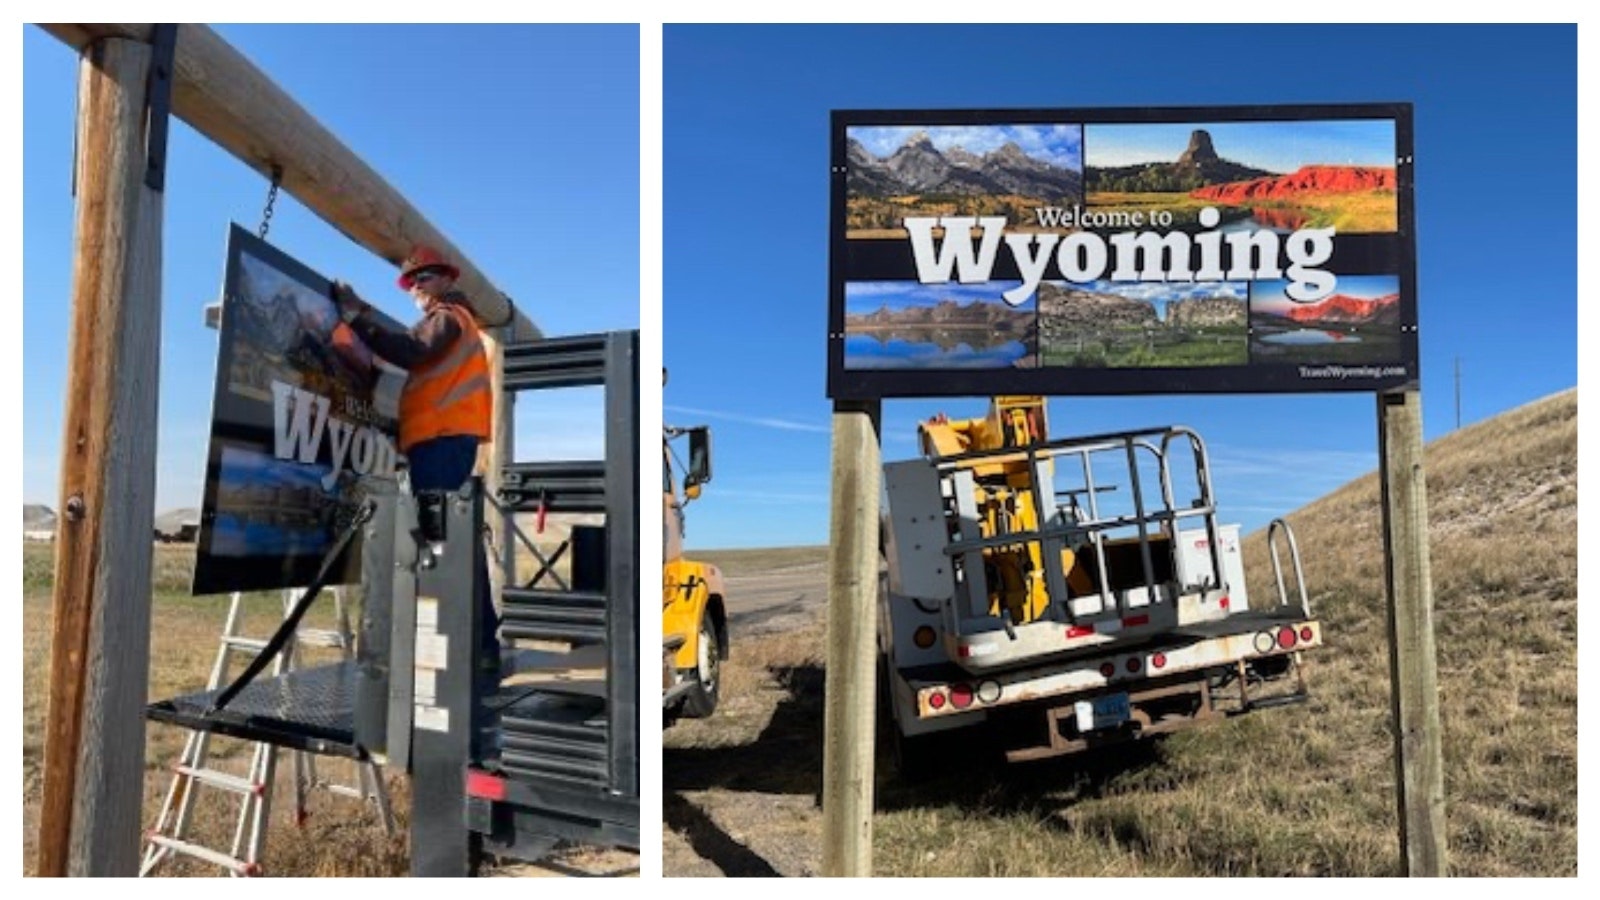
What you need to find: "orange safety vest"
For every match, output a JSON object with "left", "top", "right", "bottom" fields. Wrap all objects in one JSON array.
[{"left": 398, "top": 302, "right": 491, "bottom": 452}]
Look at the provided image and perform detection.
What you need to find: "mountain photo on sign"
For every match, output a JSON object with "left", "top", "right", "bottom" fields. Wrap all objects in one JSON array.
[
  {"left": 1083, "top": 120, "right": 1397, "bottom": 234},
  {"left": 228, "top": 251, "right": 400, "bottom": 417},
  {"left": 844, "top": 280, "right": 1038, "bottom": 370},
  {"left": 1249, "top": 274, "right": 1404, "bottom": 365},
  {"left": 1037, "top": 279, "right": 1249, "bottom": 368},
  {"left": 846, "top": 124, "right": 1084, "bottom": 238}
]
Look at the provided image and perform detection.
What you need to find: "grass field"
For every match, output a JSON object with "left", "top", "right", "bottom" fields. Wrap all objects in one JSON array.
[
  {"left": 665, "top": 389, "right": 1577, "bottom": 876},
  {"left": 1088, "top": 191, "right": 1397, "bottom": 233},
  {"left": 696, "top": 546, "right": 830, "bottom": 577},
  {"left": 846, "top": 193, "right": 1052, "bottom": 237}
]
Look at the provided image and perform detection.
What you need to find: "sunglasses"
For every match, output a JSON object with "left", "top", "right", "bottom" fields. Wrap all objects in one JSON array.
[{"left": 409, "top": 269, "right": 443, "bottom": 286}]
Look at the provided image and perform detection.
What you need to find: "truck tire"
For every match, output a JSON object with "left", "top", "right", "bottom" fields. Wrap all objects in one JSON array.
[
  {"left": 680, "top": 613, "right": 720, "bottom": 719},
  {"left": 878, "top": 652, "right": 943, "bottom": 782},
  {"left": 890, "top": 722, "right": 945, "bottom": 782}
]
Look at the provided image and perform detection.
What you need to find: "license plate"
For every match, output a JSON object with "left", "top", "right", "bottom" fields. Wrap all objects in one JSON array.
[{"left": 1075, "top": 693, "right": 1131, "bottom": 732}]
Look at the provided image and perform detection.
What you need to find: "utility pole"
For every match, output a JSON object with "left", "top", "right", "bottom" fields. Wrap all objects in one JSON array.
[{"left": 1454, "top": 357, "right": 1461, "bottom": 430}]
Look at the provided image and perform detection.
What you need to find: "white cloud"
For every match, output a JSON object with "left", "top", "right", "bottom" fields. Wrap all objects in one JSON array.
[
  {"left": 1205, "top": 444, "right": 1374, "bottom": 482},
  {"left": 707, "top": 489, "right": 828, "bottom": 506},
  {"left": 665, "top": 405, "right": 830, "bottom": 434}
]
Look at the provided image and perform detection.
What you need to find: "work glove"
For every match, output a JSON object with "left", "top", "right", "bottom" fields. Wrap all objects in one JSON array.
[{"left": 330, "top": 280, "right": 367, "bottom": 322}]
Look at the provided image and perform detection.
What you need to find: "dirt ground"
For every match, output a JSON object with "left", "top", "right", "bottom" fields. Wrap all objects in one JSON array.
[{"left": 663, "top": 551, "right": 831, "bottom": 876}]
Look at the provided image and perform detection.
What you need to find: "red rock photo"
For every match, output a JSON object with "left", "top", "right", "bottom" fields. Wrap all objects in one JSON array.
[
  {"left": 1191, "top": 165, "right": 1395, "bottom": 204},
  {"left": 1280, "top": 291, "right": 1401, "bottom": 324}
]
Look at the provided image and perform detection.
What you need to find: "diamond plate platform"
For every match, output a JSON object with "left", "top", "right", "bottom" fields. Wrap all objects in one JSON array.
[{"left": 146, "top": 661, "right": 365, "bottom": 758}]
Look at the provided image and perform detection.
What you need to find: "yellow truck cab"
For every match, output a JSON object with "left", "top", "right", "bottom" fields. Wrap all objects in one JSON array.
[{"left": 663, "top": 424, "right": 727, "bottom": 724}]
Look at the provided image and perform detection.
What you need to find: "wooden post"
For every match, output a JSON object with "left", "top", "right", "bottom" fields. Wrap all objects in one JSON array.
[
  {"left": 480, "top": 331, "right": 511, "bottom": 601},
  {"left": 821, "top": 399, "right": 882, "bottom": 877},
  {"left": 1376, "top": 389, "right": 1447, "bottom": 876},
  {"left": 37, "top": 36, "right": 165, "bottom": 877}
]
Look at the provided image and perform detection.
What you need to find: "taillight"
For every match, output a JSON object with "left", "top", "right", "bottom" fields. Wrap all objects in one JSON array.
[
  {"left": 1151, "top": 652, "right": 1167, "bottom": 670},
  {"left": 1219, "top": 596, "right": 1231, "bottom": 610},
  {"left": 949, "top": 684, "right": 974, "bottom": 710},
  {"left": 977, "top": 681, "right": 1001, "bottom": 704},
  {"left": 913, "top": 626, "right": 937, "bottom": 649},
  {"left": 1277, "top": 626, "right": 1297, "bottom": 650},
  {"left": 1299, "top": 626, "right": 1314, "bottom": 643},
  {"left": 465, "top": 770, "right": 506, "bottom": 801},
  {"left": 1125, "top": 657, "right": 1142, "bottom": 674},
  {"left": 1254, "top": 632, "right": 1275, "bottom": 654},
  {"left": 1123, "top": 614, "right": 1150, "bottom": 628},
  {"left": 928, "top": 691, "right": 946, "bottom": 710},
  {"left": 1099, "top": 662, "right": 1116, "bottom": 678},
  {"left": 1066, "top": 625, "right": 1094, "bottom": 639}
]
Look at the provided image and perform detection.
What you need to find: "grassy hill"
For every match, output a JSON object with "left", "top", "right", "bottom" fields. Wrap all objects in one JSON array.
[{"left": 665, "top": 388, "right": 1576, "bottom": 876}]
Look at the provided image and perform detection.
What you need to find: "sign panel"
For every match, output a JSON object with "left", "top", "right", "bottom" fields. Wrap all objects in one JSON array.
[
  {"left": 193, "top": 225, "right": 407, "bottom": 595},
  {"left": 828, "top": 104, "right": 1417, "bottom": 399}
]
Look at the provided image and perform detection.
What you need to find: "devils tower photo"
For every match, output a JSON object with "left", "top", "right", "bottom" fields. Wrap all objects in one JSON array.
[{"left": 1084, "top": 120, "right": 1398, "bottom": 233}]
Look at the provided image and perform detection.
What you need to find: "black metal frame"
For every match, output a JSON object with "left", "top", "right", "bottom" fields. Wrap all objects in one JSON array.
[
  {"left": 465, "top": 329, "right": 641, "bottom": 866},
  {"left": 145, "top": 330, "right": 639, "bottom": 876}
]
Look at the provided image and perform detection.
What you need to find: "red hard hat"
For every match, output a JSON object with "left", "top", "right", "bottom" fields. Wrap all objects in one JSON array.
[{"left": 397, "top": 244, "right": 461, "bottom": 289}]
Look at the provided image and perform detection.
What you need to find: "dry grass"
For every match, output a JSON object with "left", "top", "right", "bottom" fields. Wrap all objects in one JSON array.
[
  {"left": 21, "top": 554, "right": 410, "bottom": 876},
  {"left": 665, "top": 389, "right": 1577, "bottom": 877},
  {"left": 21, "top": 512, "right": 628, "bottom": 877},
  {"left": 696, "top": 546, "right": 829, "bottom": 578}
]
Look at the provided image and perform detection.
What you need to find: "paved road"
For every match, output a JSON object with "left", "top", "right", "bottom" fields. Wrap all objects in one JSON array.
[{"left": 718, "top": 561, "right": 829, "bottom": 637}]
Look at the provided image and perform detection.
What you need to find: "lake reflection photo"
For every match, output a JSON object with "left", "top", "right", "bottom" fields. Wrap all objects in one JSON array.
[
  {"left": 1249, "top": 274, "right": 1403, "bottom": 365},
  {"left": 843, "top": 281, "right": 1037, "bottom": 370}
]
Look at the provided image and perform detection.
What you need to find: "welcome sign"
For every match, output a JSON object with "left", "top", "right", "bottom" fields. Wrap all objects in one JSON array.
[
  {"left": 192, "top": 225, "right": 408, "bottom": 594},
  {"left": 828, "top": 104, "right": 1418, "bottom": 399}
]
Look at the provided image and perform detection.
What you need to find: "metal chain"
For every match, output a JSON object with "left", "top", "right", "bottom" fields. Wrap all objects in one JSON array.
[{"left": 258, "top": 164, "right": 283, "bottom": 239}]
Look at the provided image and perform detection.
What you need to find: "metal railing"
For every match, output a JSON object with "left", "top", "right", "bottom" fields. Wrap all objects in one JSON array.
[
  {"left": 1267, "top": 518, "right": 1311, "bottom": 618},
  {"left": 927, "top": 425, "right": 1229, "bottom": 632}
]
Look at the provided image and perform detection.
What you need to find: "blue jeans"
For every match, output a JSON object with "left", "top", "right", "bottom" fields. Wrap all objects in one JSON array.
[{"left": 406, "top": 434, "right": 481, "bottom": 492}]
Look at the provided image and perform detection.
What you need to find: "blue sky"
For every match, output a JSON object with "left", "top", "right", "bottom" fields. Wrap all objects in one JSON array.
[
  {"left": 665, "top": 24, "right": 1576, "bottom": 550},
  {"left": 23, "top": 24, "right": 639, "bottom": 514},
  {"left": 1085, "top": 119, "right": 1396, "bottom": 171}
]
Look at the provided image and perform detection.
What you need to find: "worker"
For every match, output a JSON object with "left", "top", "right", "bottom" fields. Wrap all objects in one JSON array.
[
  {"left": 331, "top": 245, "right": 490, "bottom": 488},
  {"left": 330, "top": 245, "right": 501, "bottom": 719}
]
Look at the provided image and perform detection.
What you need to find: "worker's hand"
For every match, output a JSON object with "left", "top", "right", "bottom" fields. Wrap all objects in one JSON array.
[{"left": 330, "top": 280, "right": 367, "bottom": 321}]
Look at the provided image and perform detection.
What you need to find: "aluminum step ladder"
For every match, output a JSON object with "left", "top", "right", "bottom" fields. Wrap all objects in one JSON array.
[{"left": 140, "top": 588, "right": 395, "bottom": 877}]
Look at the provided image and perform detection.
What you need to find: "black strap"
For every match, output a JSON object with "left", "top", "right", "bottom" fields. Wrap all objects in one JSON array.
[{"left": 207, "top": 500, "right": 376, "bottom": 714}]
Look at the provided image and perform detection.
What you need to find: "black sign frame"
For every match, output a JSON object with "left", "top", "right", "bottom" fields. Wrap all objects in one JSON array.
[
  {"left": 192, "top": 224, "right": 408, "bottom": 595},
  {"left": 828, "top": 103, "right": 1417, "bottom": 399}
]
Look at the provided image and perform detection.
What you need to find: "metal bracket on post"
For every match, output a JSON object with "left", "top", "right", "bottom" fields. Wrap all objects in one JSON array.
[{"left": 143, "top": 24, "right": 178, "bottom": 192}]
